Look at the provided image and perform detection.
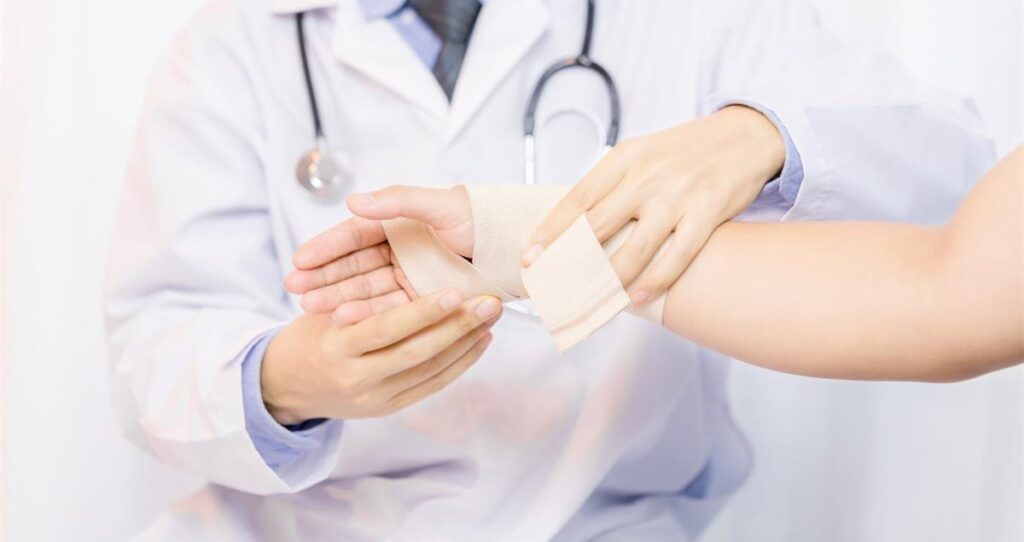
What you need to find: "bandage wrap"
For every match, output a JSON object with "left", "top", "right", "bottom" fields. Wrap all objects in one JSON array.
[{"left": 382, "top": 185, "right": 666, "bottom": 350}]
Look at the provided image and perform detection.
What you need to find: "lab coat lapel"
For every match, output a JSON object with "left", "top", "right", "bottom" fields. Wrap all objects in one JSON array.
[
  {"left": 444, "top": 0, "right": 549, "bottom": 144},
  {"left": 331, "top": 0, "right": 449, "bottom": 121}
]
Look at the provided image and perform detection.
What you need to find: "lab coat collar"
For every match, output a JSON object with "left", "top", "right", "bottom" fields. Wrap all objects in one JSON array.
[
  {"left": 331, "top": 0, "right": 450, "bottom": 120},
  {"left": 270, "top": 0, "right": 338, "bottom": 15},
  {"left": 330, "top": 0, "right": 548, "bottom": 138}
]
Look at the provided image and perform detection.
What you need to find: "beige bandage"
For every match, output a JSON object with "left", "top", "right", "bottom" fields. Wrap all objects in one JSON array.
[{"left": 382, "top": 185, "right": 666, "bottom": 350}]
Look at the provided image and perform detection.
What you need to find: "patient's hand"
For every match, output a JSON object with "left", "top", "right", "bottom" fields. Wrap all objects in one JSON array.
[{"left": 287, "top": 185, "right": 474, "bottom": 324}]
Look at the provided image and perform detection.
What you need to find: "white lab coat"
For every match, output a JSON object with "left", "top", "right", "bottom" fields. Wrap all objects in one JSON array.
[{"left": 105, "top": 0, "right": 994, "bottom": 540}]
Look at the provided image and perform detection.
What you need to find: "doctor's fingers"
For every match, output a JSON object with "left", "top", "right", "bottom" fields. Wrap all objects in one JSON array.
[
  {"left": 359, "top": 296, "right": 502, "bottom": 377},
  {"left": 300, "top": 266, "right": 403, "bottom": 314},
  {"left": 348, "top": 185, "right": 467, "bottom": 226},
  {"left": 378, "top": 319, "right": 495, "bottom": 399},
  {"left": 332, "top": 289, "right": 412, "bottom": 325},
  {"left": 386, "top": 332, "right": 493, "bottom": 414},
  {"left": 629, "top": 210, "right": 719, "bottom": 304},
  {"left": 293, "top": 216, "right": 387, "bottom": 270},
  {"left": 584, "top": 187, "right": 642, "bottom": 243},
  {"left": 608, "top": 211, "right": 678, "bottom": 290},
  {"left": 336, "top": 289, "right": 481, "bottom": 354},
  {"left": 521, "top": 144, "right": 632, "bottom": 266},
  {"left": 286, "top": 243, "right": 392, "bottom": 294}
]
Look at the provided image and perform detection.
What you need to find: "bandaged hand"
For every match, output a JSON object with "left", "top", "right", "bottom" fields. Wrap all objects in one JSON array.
[
  {"left": 522, "top": 106, "right": 786, "bottom": 306},
  {"left": 290, "top": 184, "right": 668, "bottom": 349}
]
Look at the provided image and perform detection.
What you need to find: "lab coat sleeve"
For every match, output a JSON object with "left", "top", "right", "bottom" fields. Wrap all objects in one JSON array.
[
  {"left": 703, "top": 0, "right": 996, "bottom": 223},
  {"left": 105, "top": 9, "right": 341, "bottom": 495}
]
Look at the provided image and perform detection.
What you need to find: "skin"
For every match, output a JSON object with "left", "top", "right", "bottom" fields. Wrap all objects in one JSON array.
[
  {"left": 287, "top": 148, "right": 1024, "bottom": 383},
  {"left": 520, "top": 105, "right": 787, "bottom": 306},
  {"left": 273, "top": 107, "right": 782, "bottom": 424},
  {"left": 263, "top": 285, "right": 504, "bottom": 424}
]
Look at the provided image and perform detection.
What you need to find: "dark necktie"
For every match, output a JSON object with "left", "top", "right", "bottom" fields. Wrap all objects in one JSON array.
[{"left": 408, "top": 0, "right": 482, "bottom": 100}]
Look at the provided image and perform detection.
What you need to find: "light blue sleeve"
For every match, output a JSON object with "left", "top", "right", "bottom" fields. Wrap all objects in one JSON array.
[
  {"left": 241, "top": 330, "right": 343, "bottom": 472},
  {"left": 724, "top": 100, "right": 806, "bottom": 214}
]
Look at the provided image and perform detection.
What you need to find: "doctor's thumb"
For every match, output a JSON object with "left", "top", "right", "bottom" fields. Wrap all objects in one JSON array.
[{"left": 347, "top": 185, "right": 458, "bottom": 227}]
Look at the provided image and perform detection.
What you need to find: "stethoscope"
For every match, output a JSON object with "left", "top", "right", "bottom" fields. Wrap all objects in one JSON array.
[
  {"left": 294, "top": 12, "right": 350, "bottom": 200},
  {"left": 523, "top": 0, "right": 620, "bottom": 184},
  {"left": 294, "top": 0, "right": 621, "bottom": 199}
]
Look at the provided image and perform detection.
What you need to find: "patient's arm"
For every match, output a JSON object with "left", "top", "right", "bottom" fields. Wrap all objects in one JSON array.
[
  {"left": 661, "top": 148, "right": 1022, "bottom": 382},
  {"left": 289, "top": 148, "right": 1022, "bottom": 382}
]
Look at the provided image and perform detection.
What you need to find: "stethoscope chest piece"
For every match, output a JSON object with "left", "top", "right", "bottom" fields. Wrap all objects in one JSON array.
[
  {"left": 294, "top": 13, "right": 350, "bottom": 202},
  {"left": 296, "top": 138, "right": 350, "bottom": 201}
]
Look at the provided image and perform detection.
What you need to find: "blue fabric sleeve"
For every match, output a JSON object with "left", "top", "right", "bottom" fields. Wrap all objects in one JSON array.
[
  {"left": 721, "top": 100, "right": 806, "bottom": 213},
  {"left": 241, "top": 330, "right": 343, "bottom": 472}
]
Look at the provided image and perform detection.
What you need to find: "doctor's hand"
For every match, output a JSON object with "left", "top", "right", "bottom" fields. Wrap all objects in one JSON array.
[
  {"left": 522, "top": 105, "right": 786, "bottom": 305},
  {"left": 286, "top": 186, "right": 473, "bottom": 323},
  {"left": 262, "top": 288, "right": 501, "bottom": 424}
]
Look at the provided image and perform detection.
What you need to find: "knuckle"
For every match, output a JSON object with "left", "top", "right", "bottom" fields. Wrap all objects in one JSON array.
[
  {"left": 390, "top": 393, "right": 416, "bottom": 412},
  {"left": 369, "top": 323, "right": 395, "bottom": 346},
  {"left": 626, "top": 236, "right": 656, "bottom": 259},
  {"left": 332, "top": 371, "right": 367, "bottom": 395},
  {"left": 456, "top": 312, "right": 479, "bottom": 334},
  {"left": 614, "top": 138, "right": 644, "bottom": 161},
  {"left": 689, "top": 185, "right": 722, "bottom": 209},
  {"left": 559, "top": 192, "right": 590, "bottom": 217},
  {"left": 344, "top": 252, "right": 361, "bottom": 277},
  {"left": 318, "top": 333, "right": 344, "bottom": 357},
  {"left": 346, "top": 224, "right": 364, "bottom": 253},
  {"left": 350, "top": 392, "right": 375, "bottom": 409},
  {"left": 379, "top": 185, "right": 402, "bottom": 199},
  {"left": 396, "top": 341, "right": 429, "bottom": 363},
  {"left": 648, "top": 268, "right": 678, "bottom": 290},
  {"left": 426, "top": 377, "right": 448, "bottom": 395},
  {"left": 675, "top": 245, "right": 700, "bottom": 267},
  {"left": 354, "top": 274, "right": 373, "bottom": 298},
  {"left": 632, "top": 161, "right": 662, "bottom": 181}
]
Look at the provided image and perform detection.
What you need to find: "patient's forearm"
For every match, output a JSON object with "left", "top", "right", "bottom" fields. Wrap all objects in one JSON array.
[
  {"left": 662, "top": 150, "right": 1023, "bottom": 381},
  {"left": 663, "top": 222, "right": 952, "bottom": 380}
]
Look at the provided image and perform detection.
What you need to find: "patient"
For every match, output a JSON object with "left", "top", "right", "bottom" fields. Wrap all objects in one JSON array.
[{"left": 288, "top": 147, "right": 1023, "bottom": 383}]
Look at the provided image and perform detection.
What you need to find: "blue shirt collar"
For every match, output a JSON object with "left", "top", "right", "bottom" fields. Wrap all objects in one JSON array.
[
  {"left": 357, "top": 0, "right": 407, "bottom": 20},
  {"left": 357, "top": 0, "right": 486, "bottom": 20}
]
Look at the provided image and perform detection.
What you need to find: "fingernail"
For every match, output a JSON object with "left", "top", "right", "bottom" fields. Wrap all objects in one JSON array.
[
  {"left": 630, "top": 289, "right": 650, "bottom": 305},
  {"left": 522, "top": 244, "right": 544, "bottom": 266},
  {"left": 348, "top": 192, "right": 375, "bottom": 209},
  {"left": 439, "top": 290, "right": 465, "bottom": 311},
  {"left": 476, "top": 297, "right": 501, "bottom": 319}
]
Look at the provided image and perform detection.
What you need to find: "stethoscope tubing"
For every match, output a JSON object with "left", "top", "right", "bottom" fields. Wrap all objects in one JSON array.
[
  {"left": 296, "top": 12, "right": 324, "bottom": 142},
  {"left": 296, "top": 0, "right": 620, "bottom": 188},
  {"left": 293, "top": 1, "right": 621, "bottom": 316},
  {"left": 522, "top": 0, "right": 621, "bottom": 184}
]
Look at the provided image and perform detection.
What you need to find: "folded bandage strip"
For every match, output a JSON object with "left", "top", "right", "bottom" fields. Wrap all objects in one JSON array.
[{"left": 382, "top": 185, "right": 667, "bottom": 350}]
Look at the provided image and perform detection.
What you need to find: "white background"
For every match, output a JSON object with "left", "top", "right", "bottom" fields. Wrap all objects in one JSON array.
[{"left": 1, "top": 1, "right": 1021, "bottom": 541}]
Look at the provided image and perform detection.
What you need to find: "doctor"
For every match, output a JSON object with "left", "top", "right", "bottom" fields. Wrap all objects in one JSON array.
[{"left": 106, "top": 0, "right": 994, "bottom": 540}]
